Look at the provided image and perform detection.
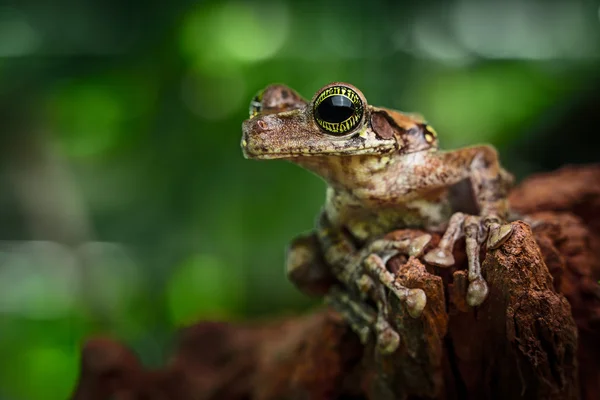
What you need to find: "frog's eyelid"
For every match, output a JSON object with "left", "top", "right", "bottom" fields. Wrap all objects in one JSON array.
[
  {"left": 255, "top": 90, "right": 264, "bottom": 102},
  {"left": 425, "top": 124, "right": 438, "bottom": 137},
  {"left": 249, "top": 99, "right": 262, "bottom": 118}
]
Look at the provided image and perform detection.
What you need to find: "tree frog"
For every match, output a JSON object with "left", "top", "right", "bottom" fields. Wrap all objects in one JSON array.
[{"left": 241, "top": 83, "right": 514, "bottom": 353}]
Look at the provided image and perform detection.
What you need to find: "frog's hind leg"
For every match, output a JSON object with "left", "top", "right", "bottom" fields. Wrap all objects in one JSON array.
[
  {"left": 324, "top": 285, "right": 378, "bottom": 346},
  {"left": 286, "top": 233, "right": 337, "bottom": 297},
  {"left": 356, "top": 274, "right": 400, "bottom": 353}
]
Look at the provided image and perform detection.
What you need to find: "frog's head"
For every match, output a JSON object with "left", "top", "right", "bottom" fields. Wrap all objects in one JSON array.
[{"left": 241, "top": 82, "right": 438, "bottom": 162}]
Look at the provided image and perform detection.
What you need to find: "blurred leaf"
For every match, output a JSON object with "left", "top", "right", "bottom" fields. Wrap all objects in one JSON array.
[
  {"left": 45, "top": 71, "right": 159, "bottom": 159},
  {"left": 166, "top": 254, "right": 244, "bottom": 324},
  {"left": 15, "top": 344, "right": 78, "bottom": 400},
  {"left": 403, "top": 63, "right": 579, "bottom": 148}
]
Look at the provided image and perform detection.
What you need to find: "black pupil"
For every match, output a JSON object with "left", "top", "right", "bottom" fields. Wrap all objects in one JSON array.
[{"left": 316, "top": 95, "right": 355, "bottom": 123}]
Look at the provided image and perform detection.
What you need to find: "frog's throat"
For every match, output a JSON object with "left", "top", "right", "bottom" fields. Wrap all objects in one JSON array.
[{"left": 286, "top": 152, "right": 401, "bottom": 193}]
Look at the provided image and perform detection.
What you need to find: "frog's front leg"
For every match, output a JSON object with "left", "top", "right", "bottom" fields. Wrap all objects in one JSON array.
[
  {"left": 363, "top": 253, "right": 427, "bottom": 318},
  {"left": 419, "top": 146, "right": 514, "bottom": 306},
  {"left": 318, "top": 213, "right": 430, "bottom": 309},
  {"left": 317, "top": 213, "right": 431, "bottom": 351},
  {"left": 423, "top": 212, "right": 466, "bottom": 266},
  {"left": 287, "top": 232, "right": 398, "bottom": 350}
]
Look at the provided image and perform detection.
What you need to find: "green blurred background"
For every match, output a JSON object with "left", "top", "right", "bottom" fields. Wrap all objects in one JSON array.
[{"left": 0, "top": 0, "right": 599, "bottom": 398}]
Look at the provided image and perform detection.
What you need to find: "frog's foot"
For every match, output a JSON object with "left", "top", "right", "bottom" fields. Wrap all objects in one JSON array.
[
  {"left": 339, "top": 235, "right": 432, "bottom": 288},
  {"left": 363, "top": 253, "right": 427, "bottom": 318}
]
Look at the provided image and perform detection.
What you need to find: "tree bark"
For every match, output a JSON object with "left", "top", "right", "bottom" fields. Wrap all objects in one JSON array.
[{"left": 71, "top": 164, "right": 600, "bottom": 400}]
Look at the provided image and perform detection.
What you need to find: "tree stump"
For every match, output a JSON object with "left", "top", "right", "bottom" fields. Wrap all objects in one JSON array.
[{"left": 70, "top": 164, "right": 600, "bottom": 400}]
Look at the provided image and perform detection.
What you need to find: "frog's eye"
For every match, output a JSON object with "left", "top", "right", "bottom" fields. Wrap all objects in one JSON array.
[
  {"left": 313, "top": 86, "right": 364, "bottom": 135},
  {"left": 249, "top": 90, "right": 264, "bottom": 118}
]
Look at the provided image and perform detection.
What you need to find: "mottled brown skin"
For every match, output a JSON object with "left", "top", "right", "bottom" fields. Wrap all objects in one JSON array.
[{"left": 241, "top": 82, "right": 514, "bottom": 353}]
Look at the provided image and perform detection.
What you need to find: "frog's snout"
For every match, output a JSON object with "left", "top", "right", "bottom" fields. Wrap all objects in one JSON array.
[
  {"left": 241, "top": 111, "right": 308, "bottom": 159},
  {"left": 241, "top": 116, "right": 276, "bottom": 159}
]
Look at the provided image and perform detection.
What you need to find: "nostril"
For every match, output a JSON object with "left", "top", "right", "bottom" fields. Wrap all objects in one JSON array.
[{"left": 257, "top": 120, "right": 268, "bottom": 130}]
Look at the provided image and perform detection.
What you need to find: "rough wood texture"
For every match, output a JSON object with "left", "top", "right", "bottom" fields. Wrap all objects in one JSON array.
[{"left": 70, "top": 164, "right": 600, "bottom": 400}]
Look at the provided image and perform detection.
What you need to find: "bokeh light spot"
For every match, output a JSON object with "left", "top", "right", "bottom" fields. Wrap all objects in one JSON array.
[
  {"left": 0, "top": 7, "right": 40, "bottom": 56},
  {"left": 411, "top": 14, "right": 473, "bottom": 66},
  {"left": 403, "top": 65, "right": 574, "bottom": 148},
  {"left": 0, "top": 242, "right": 79, "bottom": 319},
  {"left": 451, "top": 0, "right": 595, "bottom": 60},
  {"left": 181, "top": 1, "right": 289, "bottom": 64},
  {"left": 77, "top": 242, "right": 143, "bottom": 316}
]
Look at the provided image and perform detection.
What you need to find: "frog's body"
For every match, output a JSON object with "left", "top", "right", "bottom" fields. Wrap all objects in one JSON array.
[
  {"left": 242, "top": 83, "right": 513, "bottom": 353},
  {"left": 325, "top": 184, "right": 450, "bottom": 242}
]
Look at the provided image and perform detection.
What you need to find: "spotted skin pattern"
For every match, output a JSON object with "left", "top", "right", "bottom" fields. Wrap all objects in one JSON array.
[{"left": 241, "top": 82, "right": 514, "bottom": 353}]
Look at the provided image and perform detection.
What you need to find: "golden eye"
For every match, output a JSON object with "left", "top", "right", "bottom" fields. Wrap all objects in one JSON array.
[
  {"left": 313, "top": 86, "right": 364, "bottom": 135},
  {"left": 249, "top": 89, "right": 264, "bottom": 118}
]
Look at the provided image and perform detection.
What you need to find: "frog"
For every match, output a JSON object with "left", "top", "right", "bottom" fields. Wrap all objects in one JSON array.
[{"left": 241, "top": 82, "right": 514, "bottom": 353}]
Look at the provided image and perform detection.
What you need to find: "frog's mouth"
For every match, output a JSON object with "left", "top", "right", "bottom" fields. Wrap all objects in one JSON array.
[
  {"left": 242, "top": 146, "right": 394, "bottom": 160},
  {"left": 241, "top": 115, "right": 397, "bottom": 160}
]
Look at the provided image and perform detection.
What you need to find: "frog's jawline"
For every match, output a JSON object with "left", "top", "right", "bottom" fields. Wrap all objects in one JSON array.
[{"left": 247, "top": 147, "right": 396, "bottom": 160}]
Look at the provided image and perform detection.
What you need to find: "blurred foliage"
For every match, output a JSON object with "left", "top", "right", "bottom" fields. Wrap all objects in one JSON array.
[{"left": 0, "top": 0, "right": 599, "bottom": 398}]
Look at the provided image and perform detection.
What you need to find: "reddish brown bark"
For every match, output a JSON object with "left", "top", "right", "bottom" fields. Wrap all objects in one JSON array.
[{"left": 71, "top": 164, "right": 600, "bottom": 400}]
